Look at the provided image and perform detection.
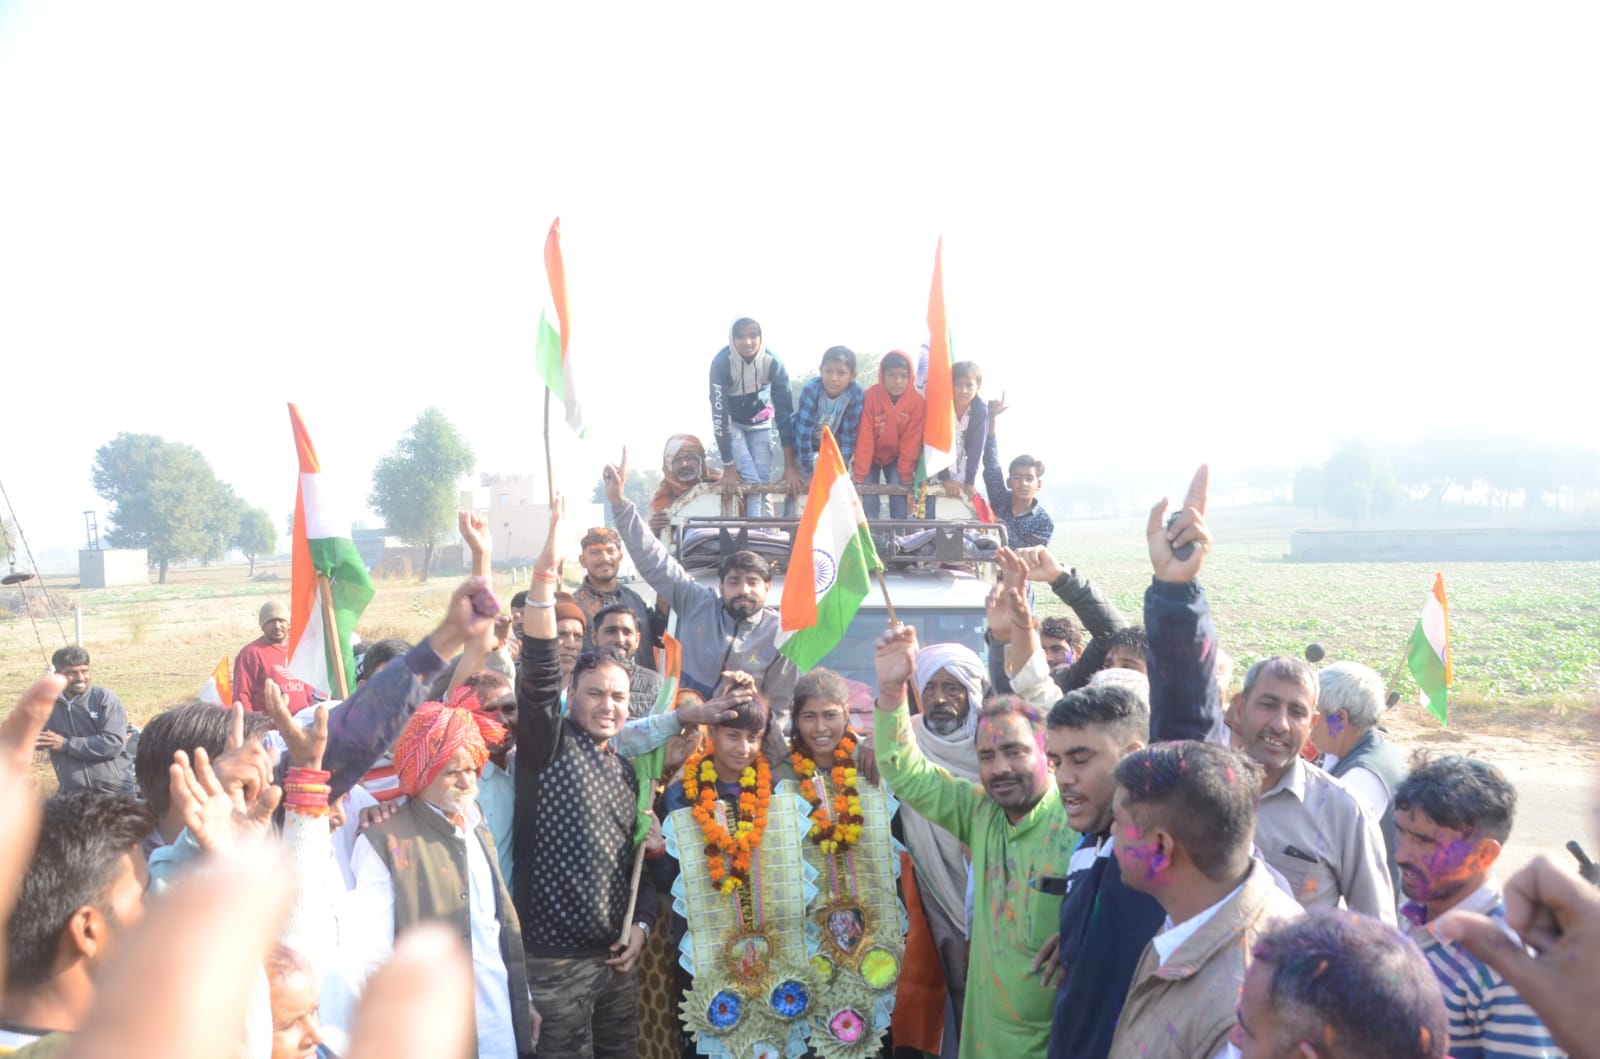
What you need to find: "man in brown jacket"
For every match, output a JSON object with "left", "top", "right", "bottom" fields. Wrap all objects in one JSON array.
[{"left": 1107, "top": 741, "right": 1303, "bottom": 1059}]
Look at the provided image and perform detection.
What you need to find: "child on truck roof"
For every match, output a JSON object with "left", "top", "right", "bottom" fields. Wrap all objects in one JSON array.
[
  {"left": 709, "top": 316, "right": 802, "bottom": 517},
  {"left": 853, "top": 349, "right": 925, "bottom": 520},
  {"left": 792, "top": 345, "right": 866, "bottom": 484}
]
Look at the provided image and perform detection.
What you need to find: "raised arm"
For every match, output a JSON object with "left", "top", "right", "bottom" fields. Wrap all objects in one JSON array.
[
  {"left": 312, "top": 578, "right": 496, "bottom": 799},
  {"left": 1015, "top": 547, "right": 1130, "bottom": 693},
  {"left": 871, "top": 623, "right": 981, "bottom": 845},
  {"left": 604, "top": 449, "right": 705, "bottom": 614},
  {"left": 516, "top": 495, "right": 567, "bottom": 774},
  {"left": 1143, "top": 465, "right": 1223, "bottom": 744}
]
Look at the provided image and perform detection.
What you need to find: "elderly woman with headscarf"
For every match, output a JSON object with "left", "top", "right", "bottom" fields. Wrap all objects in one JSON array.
[{"left": 340, "top": 696, "right": 537, "bottom": 1058}]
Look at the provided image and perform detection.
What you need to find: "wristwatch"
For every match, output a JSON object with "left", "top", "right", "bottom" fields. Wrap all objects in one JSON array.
[{"left": 635, "top": 920, "right": 651, "bottom": 939}]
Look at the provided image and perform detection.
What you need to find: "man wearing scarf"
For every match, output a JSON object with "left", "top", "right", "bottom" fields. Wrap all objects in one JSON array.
[
  {"left": 882, "top": 643, "right": 986, "bottom": 1057},
  {"left": 343, "top": 699, "right": 536, "bottom": 1058},
  {"left": 649, "top": 433, "right": 721, "bottom": 517}
]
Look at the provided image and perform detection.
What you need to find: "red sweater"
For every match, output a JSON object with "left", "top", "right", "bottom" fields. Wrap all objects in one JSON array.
[
  {"left": 233, "top": 637, "right": 315, "bottom": 712},
  {"left": 852, "top": 384, "right": 925, "bottom": 482}
]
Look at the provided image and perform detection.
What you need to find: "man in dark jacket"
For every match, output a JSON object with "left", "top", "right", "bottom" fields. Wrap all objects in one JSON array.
[
  {"left": 1041, "top": 465, "right": 1224, "bottom": 1059},
  {"left": 37, "top": 647, "right": 134, "bottom": 794}
]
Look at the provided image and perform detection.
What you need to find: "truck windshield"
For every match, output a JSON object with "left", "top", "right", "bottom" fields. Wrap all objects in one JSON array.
[{"left": 811, "top": 607, "right": 989, "bottom": 706}]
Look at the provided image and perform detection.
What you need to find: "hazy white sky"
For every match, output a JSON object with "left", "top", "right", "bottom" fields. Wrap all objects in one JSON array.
[{"left": 1, "top": 2, "right": 1595, "bottom": 557}]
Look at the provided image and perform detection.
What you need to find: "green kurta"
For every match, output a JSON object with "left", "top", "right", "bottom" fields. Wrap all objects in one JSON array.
[{"left": 875, "top": 702, "right": 1077, "bottom": 1059}]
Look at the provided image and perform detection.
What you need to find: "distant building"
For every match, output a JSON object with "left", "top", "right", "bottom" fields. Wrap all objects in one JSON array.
[{"left": 458, "top": 474, "right": 603, "bottom": 565}]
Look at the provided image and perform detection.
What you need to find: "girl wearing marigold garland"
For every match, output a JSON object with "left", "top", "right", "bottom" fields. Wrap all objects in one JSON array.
[
  {"left": 663, "top": 676, "right": 820, "bottom": 1058},
  {"left": 788, "top": 668, "right": 905, "bottom": 1058}
]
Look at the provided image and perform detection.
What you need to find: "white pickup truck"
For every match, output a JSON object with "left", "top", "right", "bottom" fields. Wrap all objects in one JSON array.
[{"left": 649, "top": 482, "right": 1004, "bottom": 710}]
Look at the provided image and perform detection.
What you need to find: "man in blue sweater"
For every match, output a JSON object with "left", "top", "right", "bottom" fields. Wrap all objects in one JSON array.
[{"left": 1039, "top": 465, "right": 1224, "bottom": 1059}]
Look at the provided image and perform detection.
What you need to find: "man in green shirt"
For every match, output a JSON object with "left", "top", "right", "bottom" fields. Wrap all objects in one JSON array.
[{"left": 874, "top": 620, "right": 1078, "bottom": 1059}]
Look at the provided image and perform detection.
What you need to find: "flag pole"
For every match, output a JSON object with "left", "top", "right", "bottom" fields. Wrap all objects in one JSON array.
[
  {"left": 1384, "top": 651, "right": 1409, "bottom": 708},
  {"left": 543, "top": 388, "right": 555, "bottom": 507},
  {"left": 316, "top": 573, "right": 348, "bottom": 699},
  {"left": 616, "top": 780, "right": 661, "bottom": 948},
  {"left": 872, "top": 568, "right": 900, "bottom": 626}
]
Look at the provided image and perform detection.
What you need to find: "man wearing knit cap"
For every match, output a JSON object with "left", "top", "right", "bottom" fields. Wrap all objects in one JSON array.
[
  {"left": 342, "top": 697, "right": 537, "bottom": 1057},
  {"left": 553, "top": 593, "right": 587, "bottom": 686},
  {"left": 233, "top": 600, "right": 315, "bottom": 713}
]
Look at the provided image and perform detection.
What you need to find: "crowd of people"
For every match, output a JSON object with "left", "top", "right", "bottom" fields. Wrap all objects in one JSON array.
[{"left": 1, "top": 323, "right": 1597, "bottom": 1059}]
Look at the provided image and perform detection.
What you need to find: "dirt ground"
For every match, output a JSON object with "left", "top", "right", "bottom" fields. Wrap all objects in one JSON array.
[{"left": 1385, "top": 705, "right": 1600, "bottom": 874}]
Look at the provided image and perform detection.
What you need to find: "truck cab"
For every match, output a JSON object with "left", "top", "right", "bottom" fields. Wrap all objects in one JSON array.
[{"left": 653, "top": 481, "right": 1004, "bottom": 712}]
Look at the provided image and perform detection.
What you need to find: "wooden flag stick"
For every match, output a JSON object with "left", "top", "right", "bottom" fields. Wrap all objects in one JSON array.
[
  {"left": 872, "top": 568, "right": 900, "bottom": 627},
  {"left": 1384, "top": 651, "right": 1409, "bottom": 708},
  {"left": 542, "top": 388, "right": 555, "bottom": 507},
  {"left": 316, "top": 573, "right": 348, "bottom": 699},
  {"left": 616, "top": 781, "right": 662, "bottom": 947}
]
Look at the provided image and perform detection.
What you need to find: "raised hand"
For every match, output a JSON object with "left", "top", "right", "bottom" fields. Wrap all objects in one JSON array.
[
  {"left": 873, "top": 622, "right": 919, "bottom": 707},
  {"left": 1147, "top": 464, "right": 1211, "bottom": 584},
  {"left": 0, "top": 674, "right": 64, "bottom": 996},
  {"left": 170, "top": 745, "right": 282, "bottom": 853},
  {"left": 996, "top": 547, "right": 1029, "bottom": 593},
  {"left": 985, "top": 582, "right": 1014, "bottom": 645},
  {"left": 457, "top": 510, "right": 491, "bottom": 559},
  {"left": 263, "top": 681, "right": 327, "bottom": 771},
  {"left": 535, "top": 493, "right": 566, "bottom": 576},
  {"left": 1016, "top": 545, "right": 1065, "bottom": 584},
  {"left": 59, "top": 850, "right": 473, "bottom": 1059},
  {"left": 428, "top": 577, "right": 500, "bottom": 662},
  {"left": 987, "top": 390, "right": 1009, "bottom": 420},
  {"left": 602, "top": 449, "right": 630, "bottom": 506},
  {"left": 1435, "top": 852, "right": 1600, "bottom": 1057},
  {"left": 210, "top": 704, "right": 273, "bottom": 808}
]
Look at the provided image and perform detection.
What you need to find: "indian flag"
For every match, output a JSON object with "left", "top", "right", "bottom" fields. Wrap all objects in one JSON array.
[
  {"left": 916, "top": 236, "right": 956, "bottom": 484},
  {"left": 778, "top": 427, "right": 884, "bottom": 670},
  {"left": 198, "top": 656, "right": 232, "bottom": 707},
  {"left": 630, "top": 633, "right": 682, "bottom": 844},
  {"left": 534, "top": 217, "right": 583, "bottom": 435},
  {"left": 287, "top": 404, "right": 375, "bottom": 699},
  {"left": 1406, "top": 573, "right": 1452, "bottom": 724}
]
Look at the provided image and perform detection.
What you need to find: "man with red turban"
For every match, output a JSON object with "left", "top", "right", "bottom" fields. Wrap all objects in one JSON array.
[{"left": 342, "top": 690, "right": 538, "bottom": 1057}]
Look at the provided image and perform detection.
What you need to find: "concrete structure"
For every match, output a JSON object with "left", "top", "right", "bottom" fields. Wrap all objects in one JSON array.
[
  {"left": 1290, "top": 527, "right": 1600, "bottom": 562},
  {"left": 78, "top": 548, "right": 149, "bottom": 588},
  {"left": 458, "top": 474, "right": 603, "bottom": 564}
]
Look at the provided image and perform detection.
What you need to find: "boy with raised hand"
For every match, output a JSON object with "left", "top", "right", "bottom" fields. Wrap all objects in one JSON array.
[{"left": 981, "top": 391, "right": 1054, "bottom": 548}]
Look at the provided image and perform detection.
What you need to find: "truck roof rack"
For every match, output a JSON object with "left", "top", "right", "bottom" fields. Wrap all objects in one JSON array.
[{"left": 671, "top": 515, "right": 1007, "bottom": 575}]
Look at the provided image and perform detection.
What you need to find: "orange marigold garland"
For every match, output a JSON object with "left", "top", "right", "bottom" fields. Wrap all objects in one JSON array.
[
  {"left": 790, "top": 734, "right": 864, "bottom": 857},
  {"left": 684, "top": 745, "right": 773, "bottom": 898}
]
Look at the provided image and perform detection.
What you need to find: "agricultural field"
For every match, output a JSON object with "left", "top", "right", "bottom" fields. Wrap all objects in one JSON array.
[{"left": 1, "top": 503, "right": 1596, "bottom": 871}]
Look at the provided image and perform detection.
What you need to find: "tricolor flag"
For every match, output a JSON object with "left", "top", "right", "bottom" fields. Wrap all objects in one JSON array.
[
  {"left": 198, "top": 656, "right": 232, "bottom": 707},
  {"left": 1405, "top": 573, "right": 1452, "bottom": 724},
  {"left": 287, "top": 404, "right": 375, "bottom": 698},
  {"left": 534, "top": 217, "right": 583, "bottom": 435},
  {"left": 916, "top": 237, "right": 956, "bottom": 484},
  {"left": 778, "top": 428, "right": 884, "bottom": 670},
  {"left": 630, "top": 633, "right": 682, "bottom": 845}
]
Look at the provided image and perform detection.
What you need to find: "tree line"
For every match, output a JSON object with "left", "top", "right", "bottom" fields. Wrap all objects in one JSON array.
[{"left": 90, "top": 409, "right": 473, "bottom": 583}]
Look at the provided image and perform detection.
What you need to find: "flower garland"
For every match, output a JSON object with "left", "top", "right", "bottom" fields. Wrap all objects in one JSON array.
[
  {"left": 790, "top": 734, "right": 864, "bottom": 857},
  {"left": 684, "top": 745, "right": 772, "bottom": 897}
]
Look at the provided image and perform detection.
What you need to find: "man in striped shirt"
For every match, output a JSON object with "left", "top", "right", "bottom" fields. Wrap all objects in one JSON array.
[{"left": 1394, "top": 755, "right": 1563, "bottom": 1059}]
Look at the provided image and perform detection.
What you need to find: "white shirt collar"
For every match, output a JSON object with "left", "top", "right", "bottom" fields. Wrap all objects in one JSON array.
[{"left": 1151, "top": 877, "right": 1248, "bottom": 967}]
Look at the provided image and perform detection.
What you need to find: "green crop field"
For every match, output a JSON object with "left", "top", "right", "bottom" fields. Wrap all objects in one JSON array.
[{"left": 2, "top": 505, "right": 1596, "bottom": 738}]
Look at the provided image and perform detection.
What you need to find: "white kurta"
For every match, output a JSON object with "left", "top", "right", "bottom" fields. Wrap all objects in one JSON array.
[{"left": 342, "top": 801, "right": 517, "bottom": 1059}]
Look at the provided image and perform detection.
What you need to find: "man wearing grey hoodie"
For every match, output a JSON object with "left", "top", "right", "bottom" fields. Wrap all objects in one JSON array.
[{"left": 602, "top": 451, "right": 798, "bottom": 745}]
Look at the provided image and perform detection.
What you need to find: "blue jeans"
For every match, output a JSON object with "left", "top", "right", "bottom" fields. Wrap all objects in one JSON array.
[
  {"left": 861, "top": 462, "right": 906, "bottom": 520},
  {"left": 730, "top": 421, "right": 776, "bottom": 517}
]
